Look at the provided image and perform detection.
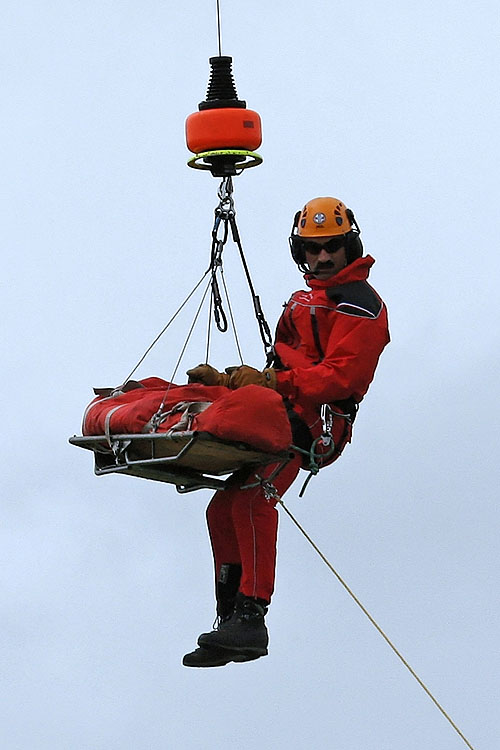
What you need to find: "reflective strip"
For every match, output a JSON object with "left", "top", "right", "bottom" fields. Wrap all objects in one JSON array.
[
  {"left": 335, "top": 302, "right": 379, "bottom": 319},
  {"left": 289, "top": 299, "right": 337, "bottom": 311}
]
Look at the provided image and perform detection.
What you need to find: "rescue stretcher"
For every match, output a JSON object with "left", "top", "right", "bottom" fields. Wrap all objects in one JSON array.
[
  {"left": 70, "top": 379, "right": 295, "bottom": 492},
  {"left": 69, "top": 430, "right": 290, "bottom": 493}
]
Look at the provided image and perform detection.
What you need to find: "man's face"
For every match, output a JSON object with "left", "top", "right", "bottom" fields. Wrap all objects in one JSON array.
[{"left": 303, "top": 236, "right": 347, "bottom": 279}]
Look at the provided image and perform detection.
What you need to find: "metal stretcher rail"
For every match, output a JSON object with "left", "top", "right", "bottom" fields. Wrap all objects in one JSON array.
[{"left": 69, "top": 431, "right": 290, "bottom": 494}]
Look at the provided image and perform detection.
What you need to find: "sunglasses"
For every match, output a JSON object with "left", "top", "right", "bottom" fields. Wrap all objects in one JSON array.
[{"left": 300, "top": 237, "right": 345, "bottom": 255}]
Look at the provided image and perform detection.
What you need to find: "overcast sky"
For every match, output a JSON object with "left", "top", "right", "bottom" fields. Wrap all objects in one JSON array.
[{"left": 2, "top": 2, "right": 499, "bottom": 749}]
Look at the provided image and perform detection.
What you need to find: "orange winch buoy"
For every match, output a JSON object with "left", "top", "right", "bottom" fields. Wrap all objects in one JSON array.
[{"left": 185, "top": 56, "right": 262, "bottom": 176}]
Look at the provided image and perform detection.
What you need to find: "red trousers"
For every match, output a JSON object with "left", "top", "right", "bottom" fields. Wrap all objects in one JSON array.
[{"left": 206, "top": 453, "right": 302, "bottom": 603}]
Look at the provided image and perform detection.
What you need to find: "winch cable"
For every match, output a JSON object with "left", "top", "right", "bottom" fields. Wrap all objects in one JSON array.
[
  {"left": 278, "top": 498, "right": 476, "bottom": 750},
  {"left": 216, "top": 0, "right": 222, "bottom": 56},
  {"left": 185, "top": 1, "right": 270, "bottom": 358}
]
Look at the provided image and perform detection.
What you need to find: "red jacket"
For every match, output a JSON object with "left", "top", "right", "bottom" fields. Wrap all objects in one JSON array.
[{"left": 272, "top": 255, "right": 390, "bottom": 434}]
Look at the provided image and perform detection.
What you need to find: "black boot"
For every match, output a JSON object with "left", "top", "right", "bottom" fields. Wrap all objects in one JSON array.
[
  {"left": 183, "top": 609, "right": 235, "bottom": 668},
  {"left": 196, "top": 593, "right": 269, "bottom": 660},
  {"left": 194, "top": 563, "right": 242, "bottom": 643},
  {"left": 182, "top": 563, "right": 243, "bottom": 669}
]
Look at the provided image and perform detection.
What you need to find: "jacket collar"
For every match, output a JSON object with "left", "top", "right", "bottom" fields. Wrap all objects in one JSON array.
[{"left": 305, "top": 255, "right": 375, "bottom": 289}]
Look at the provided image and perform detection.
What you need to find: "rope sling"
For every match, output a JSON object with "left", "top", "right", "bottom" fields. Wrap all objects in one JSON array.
[
  {"left": 69, "top": 159, "right": 340, "bottom": 490},
  {"left": 69, "top": 176, "right": 302, "bottom": 493}
]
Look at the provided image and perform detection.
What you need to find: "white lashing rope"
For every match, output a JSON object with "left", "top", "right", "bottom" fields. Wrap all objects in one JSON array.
[{"left": 278, "top": 499, "right": 476, "bottom": 750}]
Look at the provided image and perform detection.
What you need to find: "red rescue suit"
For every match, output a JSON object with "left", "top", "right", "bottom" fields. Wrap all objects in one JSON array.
[{"left": 207, "top": 255, "right": 390, "bottom": 603}]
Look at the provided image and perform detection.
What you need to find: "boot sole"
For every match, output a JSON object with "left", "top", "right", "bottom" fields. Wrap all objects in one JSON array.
[
  {"left": 197, "top": 632, "right": 268, "bottom": 656},
  {"left": 182, "top": 645, "right": 266, "bottom": 668},
  {"left": 230, "top": 649, "right": 267, "bottom": 662},
  {"left": 182, "top": 649, "right": 233, "bottom": 668},
  {"left": 197, "top": 637, "right": 268, "bottom": 659}
]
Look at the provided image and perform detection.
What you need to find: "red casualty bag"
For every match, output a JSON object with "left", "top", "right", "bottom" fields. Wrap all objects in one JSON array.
[{"left": 82, "top": 378, "right": 292, "bottom": 455}]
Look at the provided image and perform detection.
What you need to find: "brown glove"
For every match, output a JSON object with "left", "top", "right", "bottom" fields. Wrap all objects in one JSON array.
[
  {"left": 186, "top": 364, "right": 230, "bottom": 387},
  {"left": 228, "top": 365, "right": 277, "bottom": 390}
]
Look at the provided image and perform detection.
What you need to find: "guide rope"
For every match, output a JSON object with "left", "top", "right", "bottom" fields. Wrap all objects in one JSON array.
[{"left": 278, "top": 498, "right": 476, "bottom": 750}]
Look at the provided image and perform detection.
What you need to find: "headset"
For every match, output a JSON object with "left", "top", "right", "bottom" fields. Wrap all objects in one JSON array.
[{"left": 289, "top": 206, "right": 363, "bottom": 272}]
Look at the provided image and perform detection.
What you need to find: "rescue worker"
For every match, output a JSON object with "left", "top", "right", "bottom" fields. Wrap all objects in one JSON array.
[{"left": 183, "top": 197, "right": 390, "bottom": 667}]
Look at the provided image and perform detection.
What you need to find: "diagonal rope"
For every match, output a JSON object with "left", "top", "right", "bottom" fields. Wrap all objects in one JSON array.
[
  {"left": 121, "top": 269, "right": 210, "bottom": 385},
  {"left": 205, "top": 287, "right": 214, "bottom": 364},
  {"left": 205, "top": 265, "right": 244, "bottom": 366},
  {"left": 146, "top": 276, "right": 213, "bottom": 432},
  {"left": 278, "top": 499, "right": 476, "bottom": 750},
  {"left": 219, "top": 267, "right": 244, "bottom": 364},
  {"left": 168, "top": 276, "right": 212, "bottom": 385}
]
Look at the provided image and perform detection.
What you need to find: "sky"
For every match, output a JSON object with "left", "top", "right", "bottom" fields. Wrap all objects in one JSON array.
[{"left": 2, "top": 1, "right": 499, "bottom": 748}]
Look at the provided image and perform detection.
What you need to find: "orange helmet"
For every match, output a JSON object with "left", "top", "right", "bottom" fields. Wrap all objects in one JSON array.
[
  {"left": 297, "top": 197, "right": 352, "bottom": 237},
  {"left": 289, "top": 196, "right": 363, "bottom": 269}
]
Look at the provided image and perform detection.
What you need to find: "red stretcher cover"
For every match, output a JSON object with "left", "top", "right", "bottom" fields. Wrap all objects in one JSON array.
[{"left": 82, "top": 377, "right": 292, "bottom": 455}]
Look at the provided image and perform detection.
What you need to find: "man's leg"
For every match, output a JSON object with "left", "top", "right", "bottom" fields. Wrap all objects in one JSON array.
[
  {"left": 230, "top": 456, "right": 302, "bottom": 602},
  {"left": 195, "top": 455, "right": 302, "bottom": 662},
  {"left": 183, "top": 483, "right": 242, "bottom": 668},
  {"left": 205, "top": 490, "right": 242, "bottom": 618}
]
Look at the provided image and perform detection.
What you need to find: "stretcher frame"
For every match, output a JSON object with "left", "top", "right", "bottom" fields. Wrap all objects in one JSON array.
[{"left": 69, "top": 431, "right": 290, "bottom": 494}]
